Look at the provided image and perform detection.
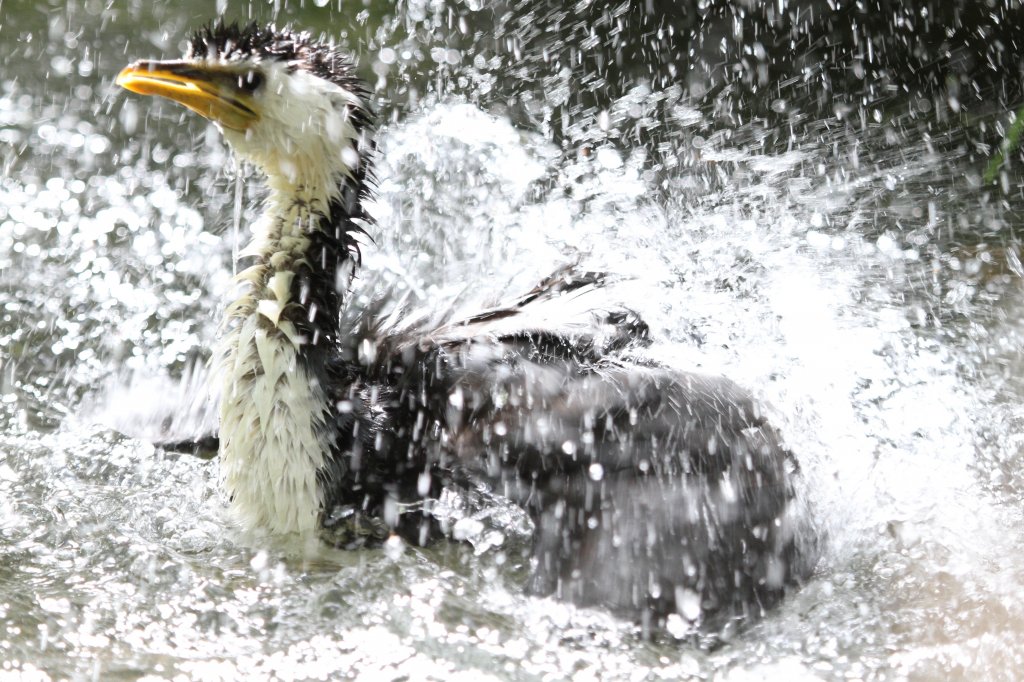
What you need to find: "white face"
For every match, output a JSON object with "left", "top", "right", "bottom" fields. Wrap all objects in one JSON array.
[
  {"left": 117, "top": 52, "right": 368, "bottom": 200},
  {"left": 221, "top": 60, "right": 367, "bottom": 196}
]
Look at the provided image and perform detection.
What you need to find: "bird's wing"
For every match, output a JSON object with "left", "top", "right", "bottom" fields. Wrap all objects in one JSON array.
[
  {"left": 445, "top": 345, "right": 785, "bottom": 482},
  {"left": 349, "top": 265, "right": 651, "bottom": 363},
  {"left": 337, "top": 262, "right": 790, "bottom": 493}
]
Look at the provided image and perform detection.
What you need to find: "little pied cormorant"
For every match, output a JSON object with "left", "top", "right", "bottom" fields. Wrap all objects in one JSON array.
[{"left": 116, "top": 21, "right": 814, "bottom": 636}]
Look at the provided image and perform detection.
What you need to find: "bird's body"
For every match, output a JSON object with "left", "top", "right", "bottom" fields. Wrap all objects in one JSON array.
[{"left": 117, "top": 21, "right": 814, "bottom": 635}]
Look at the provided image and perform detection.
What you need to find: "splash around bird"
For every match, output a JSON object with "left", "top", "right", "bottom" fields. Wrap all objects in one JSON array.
[{"left": 116, "top": 20, "right": 818, "bottom": 640}]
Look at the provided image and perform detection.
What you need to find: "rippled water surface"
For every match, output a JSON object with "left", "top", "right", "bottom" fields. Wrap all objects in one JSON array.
[{"left": 3, "top": 1, "right": 1024, "bottom": 680}]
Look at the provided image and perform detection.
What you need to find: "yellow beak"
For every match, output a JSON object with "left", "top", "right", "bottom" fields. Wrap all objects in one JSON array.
[{"left": 116, "top": 60, "right": 259, "bottom": 132}]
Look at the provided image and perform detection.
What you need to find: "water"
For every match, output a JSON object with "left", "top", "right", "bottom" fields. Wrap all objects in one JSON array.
[{"left": 3, "top": 1, "right": 1024, "bottom": 679}]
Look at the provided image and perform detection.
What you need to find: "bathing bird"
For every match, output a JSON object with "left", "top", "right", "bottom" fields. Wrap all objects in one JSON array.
[{"left": 116, "top": 21, "right": 812, "bottom": 636}]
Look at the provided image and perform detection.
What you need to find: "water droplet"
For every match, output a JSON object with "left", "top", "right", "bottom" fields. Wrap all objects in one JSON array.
[{"left": 676, "top": 588, "right": 702, "bottom": 621}]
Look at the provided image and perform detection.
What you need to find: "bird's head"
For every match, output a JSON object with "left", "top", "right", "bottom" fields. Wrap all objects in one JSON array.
[{"left": 117, "top": 21, "right": 372, "bottom": 199}]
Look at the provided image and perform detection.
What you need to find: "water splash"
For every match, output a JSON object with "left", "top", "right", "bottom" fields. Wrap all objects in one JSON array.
[{"left": 3, "top": 3, "right": 1024, "bottom": 679}]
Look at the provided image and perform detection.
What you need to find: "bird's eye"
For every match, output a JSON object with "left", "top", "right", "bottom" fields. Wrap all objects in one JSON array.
[{"left": 238, "top": 71, "right": 264, "bottom": 93}]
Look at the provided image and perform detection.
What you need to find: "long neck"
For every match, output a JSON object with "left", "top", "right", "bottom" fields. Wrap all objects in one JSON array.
[{"left": 218, "top": 172, "right": 363, "bottom": 535}]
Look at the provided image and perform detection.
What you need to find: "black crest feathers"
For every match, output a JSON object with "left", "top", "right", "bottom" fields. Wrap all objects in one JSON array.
[{"left": 187, "top": 20, "right": 369, "bottom": 102}]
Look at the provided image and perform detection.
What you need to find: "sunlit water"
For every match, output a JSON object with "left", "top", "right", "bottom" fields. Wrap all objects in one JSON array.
[{"left": 3, "top": 4, "right": 1024, "bottom": 681}]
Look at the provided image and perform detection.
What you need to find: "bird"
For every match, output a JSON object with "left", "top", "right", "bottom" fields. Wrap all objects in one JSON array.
[{"left": 116, "top": 20, "right": 815, "bottom": 638}]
